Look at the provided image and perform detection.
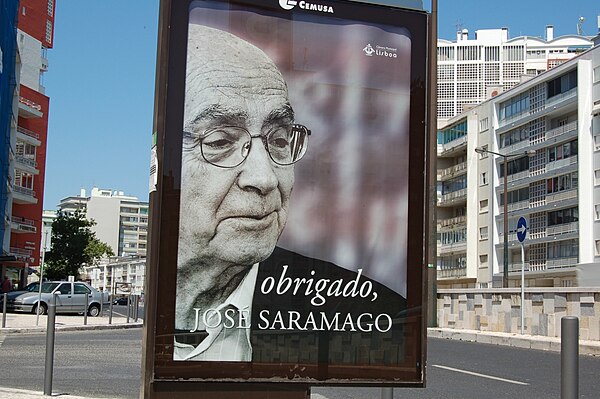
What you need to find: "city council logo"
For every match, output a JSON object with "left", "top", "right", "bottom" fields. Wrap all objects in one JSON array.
[
  {"left": 363, "top": 44, "right": 375, "bottom": 56},
  {"left": 363, "top": 44, "right": 398, "bottom": 59},
  {"left": 279, "top": 0, "right": 297, "bottom": 10}
]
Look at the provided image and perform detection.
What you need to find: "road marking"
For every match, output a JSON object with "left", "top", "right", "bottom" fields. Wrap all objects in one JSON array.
[{"left": 432, "top": 364, "right": 529, "bottom": 386}]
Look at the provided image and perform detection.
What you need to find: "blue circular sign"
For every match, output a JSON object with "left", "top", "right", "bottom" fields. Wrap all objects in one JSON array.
[{"left": 517, "top": 217, "right": 527, "bottom": 243}]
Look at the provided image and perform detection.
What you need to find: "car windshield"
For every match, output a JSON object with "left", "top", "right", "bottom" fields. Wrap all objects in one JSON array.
[
  {"left": 25, "top": 283, "right": 40, "bottom": 292},
  {"left": 40, "top": 282, "right": 60, "bottom": 293}
]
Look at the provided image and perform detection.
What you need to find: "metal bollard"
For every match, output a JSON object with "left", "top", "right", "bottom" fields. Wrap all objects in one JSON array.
[
  {"left": 561, "top": 316, "right": 579, "bottom": 399},
  {"left": 126, "top": 294, "right": 131, "bottom": 324},
  {"left": 108, "top": 295, "right": 113, "bottom": 325},
  {"left": 381, "top": 388, "right": 393, "bottom": 399},
  {"left": 83, "top": 294, "right": 89, "bottom": 326},
  {"left": 44, "top": 293, "right": 57, "bottom": 396},
  {"left": 2, "top": 293, "right": 7, "bottom": 328},
  {"left": 134, "top": 295, "right": 139, "bottom": 322}
]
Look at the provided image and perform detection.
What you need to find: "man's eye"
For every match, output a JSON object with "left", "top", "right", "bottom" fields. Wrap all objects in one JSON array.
[
  {"left": 203, "top": 138, "right": 235, "bottom": 149},
  {"left": 270, "top": 137, "right": 290, "bottom": 149}
]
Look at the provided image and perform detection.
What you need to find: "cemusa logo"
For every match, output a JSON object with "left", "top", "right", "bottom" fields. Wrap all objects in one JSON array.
[
  {"left": 363, "top": 44, "right": 375, "bottom": 56},
  {"left": 278, "top": 0, "right": 334, "bottom": 13}
]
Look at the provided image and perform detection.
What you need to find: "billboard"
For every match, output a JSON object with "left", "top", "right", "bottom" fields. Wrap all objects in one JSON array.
[{"left": 144, "top": 0, "right": 428, "bottom": 389}]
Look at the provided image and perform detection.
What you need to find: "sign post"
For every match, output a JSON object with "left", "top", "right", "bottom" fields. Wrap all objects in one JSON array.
[{"left": 516, "top": 217, "right": 527, "bottom": 334}]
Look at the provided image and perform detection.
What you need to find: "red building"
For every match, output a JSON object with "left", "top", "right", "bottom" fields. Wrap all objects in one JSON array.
[{"left": 3, "top": 0, "right": 55, "bottom": 287}]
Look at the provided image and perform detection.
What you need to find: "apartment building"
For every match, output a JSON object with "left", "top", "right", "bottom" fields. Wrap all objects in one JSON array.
[
  {"left": 85, "top": 255, "right": 145, "bottom": 295},
  {"left": 437, "top": 42, "right": 600, "bottom": 288},
  {"left": 56, "top": 187, "right": 149, "bottom": 258},
  {"left": 0, "top": 0, "right": 55, "bottom": 288},
  {"left": 438, "top": 26, "right": 592, "bottom": 121}
]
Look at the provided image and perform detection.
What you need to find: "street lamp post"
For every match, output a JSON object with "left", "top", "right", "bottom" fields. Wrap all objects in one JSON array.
[{"left": 475, "top": 147, "right": 535, "bottom": 288}]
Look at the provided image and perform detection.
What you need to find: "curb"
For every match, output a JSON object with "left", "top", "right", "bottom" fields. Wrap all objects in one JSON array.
[
  {"left": 1, "top": 322, "right": 143, "bottom": 334},
  {"left": 0, "top": 386, "right": 95, "bottom": 399},
  {"left": 428, "top": 327, "right": 600, "bottom": 356}
]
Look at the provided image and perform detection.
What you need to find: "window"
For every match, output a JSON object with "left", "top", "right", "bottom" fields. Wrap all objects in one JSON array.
[
  {"left": 499, "top": 92, "right": 530, "bottom": 120},
  {"left": 438, "top": 120, "right": 467, "bottom": 145},
  {"left": 57, "top": 283, "right": 71, "bottom": 295},
  {"left": 547, "top": 240, "right": 578, "bottom": 259},
  {"left": 22, "top": 6, "right": 25, "bottom": 15},
  {"left": 547, "top": 70, "right": 577, "bottom": 99},
  {"left": 547, "top": 207, "right": 578, "bottom": 226},
  {"left": 479, "top": 199, "right": 489, "bottom": 213},
  {"left": 479, "top": 254, "right": 488, "bottom": 265},
  {"left": 500, "top": 187, "right": 529, "bottom": 206},
  {"left": 596, "top": 240, "right": 600, "bottom": 256},
  {"left": 478, "top": 145, "right": 489, "bottom": 159},
  {"left": 479, "top": 227, "right": 488, "bottom": 240},
  {"left": 47, "top": 0, "right": 54, "bottom": 17},
  {"left": 595, "top": 170, "right": 600, "bottom": 186},
  {"left": 499, "top": 156, "right": 529, "bottom": 177},
  {"left": 74, "top": 283, "right": 91, "bottom": 295},
  {"left": 547, "top": 140, "right": 577, "bottom": 162},
  {"left": 499, "top": 126, "right": 528, "bottom": 148},
  {"left": 594, "top": 66, "right": 600, "bottom": 83},
  {"left": 480, "top": 172, "right": 488, "bottom": 186},
  {"left": 45, "top": 20, "right": 53, "bottom": 44},
  {"left": 595, "top": 205, "right": 600, "bottom": 221},
  {"left": 594, "top": 135, "right": 600, "bottom": 151},
  {"left": 547, "top": 172, "right": 578, "bottom": 194},
  {"left": 479, "top": 117, "right": 489, "bottom": 132}
]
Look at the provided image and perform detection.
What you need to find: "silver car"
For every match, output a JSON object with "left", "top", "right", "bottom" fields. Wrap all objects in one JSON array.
[{"left": 6, "top": 281, "right": 103, "bottom": 317}]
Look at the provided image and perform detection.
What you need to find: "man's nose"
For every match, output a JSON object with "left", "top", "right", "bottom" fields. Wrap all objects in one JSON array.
[{"left": 236, "top": 137, "right": 278, "bottom": 194}]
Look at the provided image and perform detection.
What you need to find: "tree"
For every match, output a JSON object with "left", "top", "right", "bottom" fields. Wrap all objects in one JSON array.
[{"left": 45, "top": 211, "right": 114, "bottom": 280}]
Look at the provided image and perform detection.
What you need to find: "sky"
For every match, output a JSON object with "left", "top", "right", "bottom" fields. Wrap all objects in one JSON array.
[{"left": 41, "top": 0, "right": 599, "bottom": 209}]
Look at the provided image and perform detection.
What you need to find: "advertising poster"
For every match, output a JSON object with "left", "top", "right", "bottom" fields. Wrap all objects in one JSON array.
[{"left": 147, "top": 0, "right": 428, "bottom": 387}]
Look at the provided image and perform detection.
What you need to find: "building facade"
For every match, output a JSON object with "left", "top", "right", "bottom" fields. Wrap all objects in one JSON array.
[
  {"left": 437, "top": 42, "right": 600, "bottom": 288},
  {"left": 85, "top": 255, "right": 145, "bottom": 295},
  {"left": 438, "top": 26, "right": 593, "bottom": 121},
  {"left": 56, "top": 187, "right": 149, "bottom": 257},
  {"left": 0, "top": 0, "right": 55, "bottom": 288}
]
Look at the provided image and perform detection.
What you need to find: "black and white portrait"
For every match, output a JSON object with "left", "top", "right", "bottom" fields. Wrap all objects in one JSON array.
[{"left": 173, "top": 2, "right": 415, "bottom": 371}]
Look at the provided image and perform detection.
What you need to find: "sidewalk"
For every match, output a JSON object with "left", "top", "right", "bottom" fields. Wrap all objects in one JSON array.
[
  {"left": 428, "top": 327, "right": 600, "bottom": 356},
  {"left": 0, "top": 311, "right": 143, "bottom": 333}
]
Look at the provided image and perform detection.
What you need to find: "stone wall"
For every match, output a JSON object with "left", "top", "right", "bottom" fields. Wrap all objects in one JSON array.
[{"left": 437, "top": 288, "right": 600, "bottom": 340}]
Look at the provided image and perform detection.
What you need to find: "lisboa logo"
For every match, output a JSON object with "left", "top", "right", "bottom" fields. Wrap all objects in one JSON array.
[
  {"left": 279, "top": 0, "right": 297, "bottom": 10},
  {"left": 363, "top": 44, "right": 375, "bottom": 56}
]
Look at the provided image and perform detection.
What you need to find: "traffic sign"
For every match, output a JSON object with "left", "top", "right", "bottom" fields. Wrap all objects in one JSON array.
[{"left": 517, "top": 217, "right": 527, "bottom": 242}]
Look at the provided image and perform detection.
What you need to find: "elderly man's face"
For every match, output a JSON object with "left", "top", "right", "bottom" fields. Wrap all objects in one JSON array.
[{"left": 178, "top": 56, "right": 294, "bottom": 269}]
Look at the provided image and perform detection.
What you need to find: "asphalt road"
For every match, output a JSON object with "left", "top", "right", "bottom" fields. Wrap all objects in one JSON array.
[{"left": 0, "top": 328, "right": 598, "bottom": 398}]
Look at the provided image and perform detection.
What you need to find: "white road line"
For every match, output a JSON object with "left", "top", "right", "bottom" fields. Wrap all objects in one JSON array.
[{"left": 432, "top": 364, "right": 529, "bottom": 386}]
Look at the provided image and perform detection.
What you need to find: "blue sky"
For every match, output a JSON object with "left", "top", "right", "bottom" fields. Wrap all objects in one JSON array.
[{"left": 42, "top": 0, "right": 599, "bottom": 209}]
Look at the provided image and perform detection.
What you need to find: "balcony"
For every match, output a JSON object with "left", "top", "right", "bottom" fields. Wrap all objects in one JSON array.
[
  {"left": 12, "top": 185, "right": 38, "bottom": 205},
  {"left": 547, "top": 257, "right": 578, "bottom": 269},
  {"left": 546, "top": 155, "right": 578, "bottom": 173},
  {"left": 544, "top": 87, "right": 577, "bottom": 109},
  {"left": 437, "top": 215, "right": 467, "bottom": 230},
  {"left": 438, "top": 188, "right": 467, "bottom": 207},
  {"left": 545, "top": 121, "right": 577, "bottom": 142},
  {"left": 11, "top": 216, "right": 37, "bottom": 234},
  {"left": 16, "top": 126, "right": 41, "bottom": 145},
  {"left": 547, "top": 222, "right": 578, "bottom": 237},
  {"left": 438, "top": 135, "right": 467, "bottom": 157},
  {"left": 438, "top": 240, "right": 467, "bottom": 255},
  {"left": 18, "top": 97, "right": 43, "bottom": 119},
  {"left": 438, "top": 162, "right": 467, "bottom": 181},
  {"left": 437, "top": 267, "right": 467, "bottom": 279},
  {"left": 546, "top": 188, "right": 577, "bottom": 205},
  {"left": 15, "top": 155, "right": 39, "bottom": 174}
]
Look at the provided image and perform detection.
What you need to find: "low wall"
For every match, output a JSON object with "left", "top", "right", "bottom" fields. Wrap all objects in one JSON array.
[{"left": 437, "top": 288, "right": 600, "bottom": 340}]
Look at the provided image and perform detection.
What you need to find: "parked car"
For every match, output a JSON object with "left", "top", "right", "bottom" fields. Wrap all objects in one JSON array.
[
  {"left": 113, "top": 296, "right": 129, "bottom": 306},
  {"left": 5, "top": 281, "right": 103, "bottom": 317}
]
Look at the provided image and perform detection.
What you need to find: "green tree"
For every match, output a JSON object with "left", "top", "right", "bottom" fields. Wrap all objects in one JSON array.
[{"left": 45, "top": 211, "right": 114, "bottom": 280}]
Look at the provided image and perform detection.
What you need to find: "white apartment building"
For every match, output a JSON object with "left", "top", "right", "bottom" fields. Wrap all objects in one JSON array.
[
  {"left": 85, "top": 255, "right": 145, "bottom": 295},
  {"left": 438, "top": 26, "right": 593, "bottom": 121},
  {"left": 56, "top": 187, "right": 149, "bottom": 257},
  {"left": 437, "top": 41, "right": 600, "bottom": 288}
]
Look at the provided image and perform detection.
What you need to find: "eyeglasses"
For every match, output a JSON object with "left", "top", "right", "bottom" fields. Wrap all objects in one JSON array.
[{"left": 184, "top": 124, "right": 311, "bottom": 168}]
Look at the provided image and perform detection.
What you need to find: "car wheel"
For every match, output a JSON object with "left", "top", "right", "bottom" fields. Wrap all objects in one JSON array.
[
  {"left": 88, "top": 304, "right": 100, "bottom": 317},
  {"left": 33, "top": 302, "right": 47, "bottom": 315}
]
